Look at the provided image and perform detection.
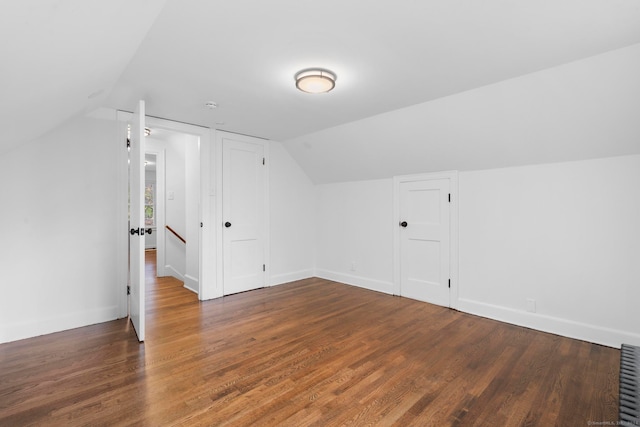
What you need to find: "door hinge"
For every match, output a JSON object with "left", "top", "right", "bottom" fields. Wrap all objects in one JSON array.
[
  {"left": 262, "top": 157, "right": 265, "bottom": 165},
  {"left": 127, "top": 285, "right": 131, "bottom": 295},
  {"left": 448, "top": 279, "right": 451, "bottom": 288},
  {"left": 263, "top": 264, "right": 266, "bottom": 272},
  {"left": 126, "top": 138, "right": 131, "bottom": 149},
  {"left": 448, "top": 193, "right": 451, "bottom": 203}
]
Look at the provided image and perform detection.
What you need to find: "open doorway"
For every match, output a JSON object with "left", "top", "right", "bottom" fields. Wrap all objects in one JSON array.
[
  {"left": 117, "top": 109, "right": 216, "bottom": 339},
  {"left": 144, "top": 127, "right": 200, "bottom": 293},
  {"left": 144, "top": 152, "right": 158, "bottom": 251}
]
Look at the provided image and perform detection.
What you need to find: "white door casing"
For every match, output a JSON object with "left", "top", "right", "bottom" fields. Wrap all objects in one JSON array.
[
  {"left": 129, "top": 100, "right": 146, "bottom": 342},
  {"left": 394, "top": 172, "right": 458, "bottom": 308},
  {"left": 221, "top": 133, "right": 268, "bottom": 295},
  {"left": 117, "top": 112, "right": 216, "bottom": 332},
  {"left": 143, "top": 116, "right": 214, "bottom": 301}
]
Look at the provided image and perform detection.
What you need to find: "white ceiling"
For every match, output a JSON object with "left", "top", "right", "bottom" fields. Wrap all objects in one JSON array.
[
  {"left": 107, "top": 0, "right": 640, "bottom": 140},
  {"left": 0, "top": 0, "right": 168, "bottom": 155},
  {"left": 3, "top": 1, "right": 640, "bottom": 175}
]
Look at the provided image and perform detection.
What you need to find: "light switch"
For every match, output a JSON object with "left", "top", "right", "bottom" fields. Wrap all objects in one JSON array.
[{"left": 168, "top": 191, "right": 175, "bottom": 200}]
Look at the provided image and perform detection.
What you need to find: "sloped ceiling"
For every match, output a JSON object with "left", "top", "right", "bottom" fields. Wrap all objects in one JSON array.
[
  {"left": 108, "top": 0, "right": 640, "bottom": 140},
  {"left": 0, "top": 0, "right": 168, "bottom": 155},
  {"left": 3, "top": 1, "right": 640, "bottom": 179},
  {"left": 284, "top": 44, "right": 640, "bottom": 183}
]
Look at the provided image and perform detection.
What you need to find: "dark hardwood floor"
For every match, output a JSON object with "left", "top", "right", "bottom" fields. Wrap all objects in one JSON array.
[{"left": 0, "top": 251, "right": 619, "bottom": 426}]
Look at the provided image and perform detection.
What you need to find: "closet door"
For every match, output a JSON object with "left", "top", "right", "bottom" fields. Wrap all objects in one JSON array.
[
  {"left": 221, "top": 134, "right": 267, "bottom": 295},
  {"left": 397, "top": 177, "right": 451, "bottom": 307}
]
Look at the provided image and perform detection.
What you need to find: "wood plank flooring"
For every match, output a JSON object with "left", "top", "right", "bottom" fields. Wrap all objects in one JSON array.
[{"left": 0, "top": 251, "right": 619, "bottom": 426}]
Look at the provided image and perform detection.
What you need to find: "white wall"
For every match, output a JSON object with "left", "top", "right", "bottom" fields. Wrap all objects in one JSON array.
[
  {"left": 163, "top": 135, "right": 187, "bottom": 279},
  {"left": 2, "top": 115, "right": 636, "bottom": 349},
  {"left": 315, "top": 179, "right": 394, "bottom": 294},
  {"left": 0, "top": 112, "right": 120, "bottom": 343},
  {"left": 285, "top": 41, "right": 640, "bottom": 348},
  {"left": 268, "top": 141, "right": 316, "bottom": 285},
  {"left": 313, "top": 155, "right": 640, "bottom": 347},
  {"left": 0, "top": 123, "right": 314, "bottom": 344},
  {"left": 458, "top": 155, "right": 640, "bottom": 347}
]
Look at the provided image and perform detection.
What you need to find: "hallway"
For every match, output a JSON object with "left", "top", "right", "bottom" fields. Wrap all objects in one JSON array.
[{"left": 144, "top": 249, "right": 198, "bottom": 332}]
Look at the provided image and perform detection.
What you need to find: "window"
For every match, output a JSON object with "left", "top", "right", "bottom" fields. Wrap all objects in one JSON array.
[{"left": 144, "top": 183, "right": 155, "bottom": 226}]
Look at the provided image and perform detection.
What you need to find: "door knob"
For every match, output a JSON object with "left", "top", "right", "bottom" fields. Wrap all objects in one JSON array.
[
  {"left": 399, "top": 221, "right": 408, "bottom": 228},
  {"left": 224, "top": 222, "right": 232, "bottom": 228},
  {"left": 130, "top": 228, "right": 140, "bottom": 235}
]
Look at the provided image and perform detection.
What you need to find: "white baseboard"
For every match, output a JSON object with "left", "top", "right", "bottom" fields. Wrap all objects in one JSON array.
[
  {"left": 184, "top": 274, "right": 198, "bottom": 294},
  {"left": 457, "top": 298, "right": 640, "bottom": 348},
  {"left": 314, "top": 269, "right": 394, "bottom": 295},
  {"left": 269, "top": 269, "right": 314, "bottom": 286},
  {"left": 0, "top": 305, "right": 121, "bottom": 344},
  {"left": 165, "top": 265, "right": 185, "bottom": 281}
]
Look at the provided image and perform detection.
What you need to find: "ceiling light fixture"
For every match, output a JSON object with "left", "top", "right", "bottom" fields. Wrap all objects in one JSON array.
[{"left": 295, "top": 68, "right": 336, "bottom": 94}]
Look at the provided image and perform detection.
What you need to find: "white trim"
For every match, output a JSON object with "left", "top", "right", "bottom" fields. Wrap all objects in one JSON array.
[
  {"left": 116, "top": 110, "right": 130, "bottom": 318},
  {"left": 0, "top": 306, "right": 121, "bottom": 344},
  {"left": 184, "top": 274, "right": 199, "bottom": 294},
  {"left": 264, "top": 142, "right": 271, "bottom": 288},
  {"left": 144, "top": 116, "right": 213, "bottom": 300},
  {"left": 315, "top": 269, "right": 394, "bottom": 295},
  {"left": 269, "top": 269, "right": 314, "bottom": 286},
  {"left": 164, "top": 265, "right": 185, "bottom": 281},
  {"left": 116, "top": 112, "right": 217, "bottom": 310},
  {"left": 457, "top": 298, "right": 640, "bottom": 348},
  {"left": 198, "top": 129, "right": 216, "bottom": 300},
  {"left": 214, "top": 130, "right": 224, "bottom": 298},
  {"left": 392, "top": 171, "right": 459, "bottom": 309}
]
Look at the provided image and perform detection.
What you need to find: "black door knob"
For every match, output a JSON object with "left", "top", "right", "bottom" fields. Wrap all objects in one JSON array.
[
  {"left": 224, "top": 222, "right": 232, "bottom": 228},
  {"left": 399, "top": 221, "right": 408, "bottom": 228}
]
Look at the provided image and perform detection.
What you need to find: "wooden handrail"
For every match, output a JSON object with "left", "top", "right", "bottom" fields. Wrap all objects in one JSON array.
[{"left": 165, "top": 225, "right": 186, "bottom": 244}]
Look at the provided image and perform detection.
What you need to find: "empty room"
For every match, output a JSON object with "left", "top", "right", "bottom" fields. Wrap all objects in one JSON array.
[{"left": 1, "top": 1, "right": 639, "bottom": 425}]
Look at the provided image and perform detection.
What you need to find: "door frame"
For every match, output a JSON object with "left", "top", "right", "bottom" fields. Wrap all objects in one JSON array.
[
  {"left": 116, "top": 112, "right": 216, "bottom": 318},
  {"left": 392, "top": 171, "right": 459, "bottom": 309}
]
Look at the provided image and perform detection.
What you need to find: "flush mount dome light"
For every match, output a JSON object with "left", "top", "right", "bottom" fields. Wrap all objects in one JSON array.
[{"left": 295, "top": 68, "right": 336, "bottom": 94}]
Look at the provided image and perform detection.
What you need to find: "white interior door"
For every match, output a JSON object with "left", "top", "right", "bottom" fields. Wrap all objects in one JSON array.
[
  {"left": 222, "top": 136, "right": 266, "bottom": 295},
  {"left": 399, "top": 178, "right": 450, "bottom": 307},
  {"left": 129, "top": 100, "right": 146, "bottom": 341}
]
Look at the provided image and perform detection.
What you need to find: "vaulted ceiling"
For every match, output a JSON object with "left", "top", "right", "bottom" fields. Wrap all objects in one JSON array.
[
  {"left": 0, "top": 0, "right": 168, "bottom": 154},
  {"left": 3, "top": 1, "right": 640, "bottom": 180}
]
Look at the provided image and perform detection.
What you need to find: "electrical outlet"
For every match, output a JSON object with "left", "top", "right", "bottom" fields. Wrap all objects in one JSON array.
[
  {"left": 350, "top": 261, "right": 356, "bottom": 272},
  {"left": 526, "top": 298, "right": 536, "bottom": 313}
]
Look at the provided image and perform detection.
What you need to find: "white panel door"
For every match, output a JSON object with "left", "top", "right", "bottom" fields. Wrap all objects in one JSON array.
[
  {"left": 222, "top": 137, "right": 266, "bottom": 295},
  {"left": 399, "top": 178, "right": 450, "bottom": 307},
  {"left": 129, "top": 100, "right": 146, "bottom": 341}
]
